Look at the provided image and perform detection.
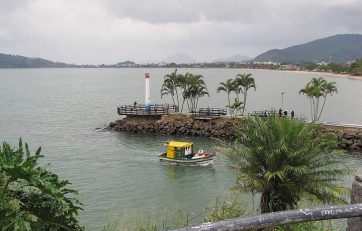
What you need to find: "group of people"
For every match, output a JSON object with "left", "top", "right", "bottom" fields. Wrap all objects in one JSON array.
[{"left": 279, "top": 108, "right": 295, "bottom": 119}]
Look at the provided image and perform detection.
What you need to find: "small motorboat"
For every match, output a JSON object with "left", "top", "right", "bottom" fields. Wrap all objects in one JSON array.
[{"left": 158, "top": 141, "right": 215, "bottom": 165}]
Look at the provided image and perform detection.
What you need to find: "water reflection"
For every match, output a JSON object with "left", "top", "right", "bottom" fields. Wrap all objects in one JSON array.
[
  {"left": 345, "top": 152, "right": 362, "bottom": 178},
  {"left": 115, "top": 131, "right": 217, "bottom": 154},
  {"left": 161, "top": 164, "right": 216, "bottom": 181}
]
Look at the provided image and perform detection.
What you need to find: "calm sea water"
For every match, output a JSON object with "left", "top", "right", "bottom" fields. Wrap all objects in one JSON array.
[{"left": 0, "top": 68, "right": 362, "bottom": 230}]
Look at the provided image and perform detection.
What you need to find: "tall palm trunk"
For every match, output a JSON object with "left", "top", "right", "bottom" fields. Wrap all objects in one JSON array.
[
  {"left": 309, "top": 97, "right": 313, "bottom": 122},
  {"left": 227, "top": 93, "right": 231, "bottom": 115},
  {"left": 181, "top": 98, "right": 185, "bottom": 112},
  {"left": 311, "top": 97, "right": 317, "bottom": 122},
  {"left": 241, "top": 87, "right": 247, "bottom": 116},
  {"left": 315, "top": 97, "right": 320, "bottom": 122},
  {"left": 174, "top": 87, "right": 180, "bottom": 109},
  {"left": 171, "top": 94, "right": 176, "bottom": 107},
  {"left": 260, "top": 192, "right": 271, "bottom": 214},
  {"left": 317, "top": 96, "right": 327, "bottom": 121}
]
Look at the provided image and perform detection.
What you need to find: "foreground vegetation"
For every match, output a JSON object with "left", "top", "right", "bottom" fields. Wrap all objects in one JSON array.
[
  {"left": 106, "top": 116, "right": 352, "bottom": 230},
  {"left": 1, "top": 116, "right": 353, "bottom": 230},
  {"left": 0, "top": 139, "right": 83, "bottom": 230},
  {"left": 223, "top": 116, "right": 351, "bottom": 214}
]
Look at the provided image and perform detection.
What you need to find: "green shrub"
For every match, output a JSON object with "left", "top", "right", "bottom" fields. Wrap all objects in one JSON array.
[{"left": 0, "top": 139, "right": 83, "bottom": 230}]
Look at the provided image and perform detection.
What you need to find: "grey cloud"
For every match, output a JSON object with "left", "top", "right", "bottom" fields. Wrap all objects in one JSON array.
[
  {"left": 322, "top": 2, "right": 362, "bottom": 32},
  {"left": 0, "top": 0, "right": 30, "bottom": 13},
  {"left": 104, "top": 0, "right": 273, "bottom": 24},
  {"left": 104, "top": 0, "right": 201, "bottom": 23},
  {"left": 1, "top": 0, "right": 362, "bottom": 64}
]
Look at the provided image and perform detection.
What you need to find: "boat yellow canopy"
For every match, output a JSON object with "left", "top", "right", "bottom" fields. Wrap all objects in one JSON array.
[{"left": 165, "top": 141, "right": 193, "bottom": 148}]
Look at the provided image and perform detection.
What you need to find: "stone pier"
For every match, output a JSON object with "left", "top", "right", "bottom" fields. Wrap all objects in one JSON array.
[{"left": 347, "top": 175, "right": 362, "bottom": 230}]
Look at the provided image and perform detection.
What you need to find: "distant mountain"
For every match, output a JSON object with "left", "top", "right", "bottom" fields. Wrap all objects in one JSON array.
[
  {"left": 113, "top": 60, "right": 137, "bottom": 67},
  {"left": 213, "top": 55, "right": 252, "bottom": 63},
  {"left": 254, "top": 34, "right": 362, "bottom": 63},
  {"left": 164, "top": 53, "right": 197, "bottom": 64},
  {"left": 0, "top": 53, "right": 72, "bottom": 68}
]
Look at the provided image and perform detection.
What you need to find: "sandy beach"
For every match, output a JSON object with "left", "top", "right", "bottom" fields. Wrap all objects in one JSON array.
[
  {"left": 281, "top": 70, "right": 362, "bottom": 80},
  {"left": 236, "top": 68, "right": 362, "bottom": 80}
]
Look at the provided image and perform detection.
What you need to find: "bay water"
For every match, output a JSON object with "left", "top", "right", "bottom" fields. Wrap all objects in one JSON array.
[{"left": 0, "top": 68, "right": 362, "bottom": 230}]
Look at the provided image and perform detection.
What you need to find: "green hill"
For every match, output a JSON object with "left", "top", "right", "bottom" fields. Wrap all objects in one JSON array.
[
  {"left": 0, "top": 53, "right": 72, "bottom": 68},
  {"left": 254, "top": 34, "right": 362, "bottom": 63}
]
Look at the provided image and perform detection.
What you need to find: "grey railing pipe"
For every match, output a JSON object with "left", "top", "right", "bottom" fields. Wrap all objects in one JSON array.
[{"left": 170, "top": 203, "right": 362, "bottom": 231}]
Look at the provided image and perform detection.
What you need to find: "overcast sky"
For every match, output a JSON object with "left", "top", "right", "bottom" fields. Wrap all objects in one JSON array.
[{"left": 0, "top": 0, "right": 361, "bottom": 64}]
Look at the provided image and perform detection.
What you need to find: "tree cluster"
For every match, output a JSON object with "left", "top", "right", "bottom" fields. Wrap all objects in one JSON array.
[
  {"left": 217, "top": 74, "right": 256, "bottom": 117},
  {"left": 300, "top": 58, "right": 362, "bottom": 76},
  {"left": 161, "top": 69, "right": 209, "bottom": 113},
  {"left": 299, "top": 77, "right": 337, "bottom": 122}
]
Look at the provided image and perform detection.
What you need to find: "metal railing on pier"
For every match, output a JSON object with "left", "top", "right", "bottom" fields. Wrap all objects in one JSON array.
[
  {"left": 248, "top": 110, "right": 273, "bottom": 117},
  {"left": 191, "top": 108, "right": 227, "bottom": 120},
  {"left": 170, "top": 203, "right": 362, "bottom": 231},
  {"left": 117, "top": 104, "right": 178, "bottom": 116}
]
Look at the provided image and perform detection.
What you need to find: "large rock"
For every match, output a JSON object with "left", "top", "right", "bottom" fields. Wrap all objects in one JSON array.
[{"left": 346, "top": 175, "right": 362, "bottom": 231}]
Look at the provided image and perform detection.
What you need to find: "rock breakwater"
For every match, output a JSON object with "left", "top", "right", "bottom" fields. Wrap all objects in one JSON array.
[
  {"left": 108, "top": 116, "right": 362, "bottom": 152},
  {"left": 109, "top": 116, "right": 240, "bottom": 139},
  {"left": 322, "top": 125, "right": 362, "bottom": 152}
]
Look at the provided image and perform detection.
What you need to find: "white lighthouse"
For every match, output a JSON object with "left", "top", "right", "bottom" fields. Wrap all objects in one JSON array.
[{"left": 145, "top": 73, "right": 150, "bottom": 110}]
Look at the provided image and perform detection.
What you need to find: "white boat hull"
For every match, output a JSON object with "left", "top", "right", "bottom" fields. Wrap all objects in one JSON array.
[{"left": 159, "top": 153, "right": 215, "bottom": 166}]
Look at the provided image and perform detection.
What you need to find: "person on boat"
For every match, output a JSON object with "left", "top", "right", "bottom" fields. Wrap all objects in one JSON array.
[{"left": 185, "top": 146, "right": 192, "bottom": 159}]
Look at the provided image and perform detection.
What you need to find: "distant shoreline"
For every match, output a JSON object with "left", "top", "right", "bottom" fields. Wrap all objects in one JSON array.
[
  {"left": 0, "top": 66, "right": 361, "bottom": 80},
  {"left": 230, "top": 68, "right": 362, "bottom": 81},
  {"left": 285, "top": 70, "right": 362, "bottom": 80}
]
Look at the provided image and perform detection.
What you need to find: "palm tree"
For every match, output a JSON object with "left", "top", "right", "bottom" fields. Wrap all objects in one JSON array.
[
  {"left": 299, "top": 83, "right": 315, "bottom": 121},
  {"left": 318, "top": 80, "right": 337, "bottom": 121},
  {"left": 222, "top": 116, "right": 351, "bottom": 214},
  {"left": 217, "top": 79, "right": 235, "bottom": 115},
  {"left": 235, "top": 73, "right": 256, "bottom": 116},
  {"left": 160, "top": 78, "right": 176, "bottom": 106},
  {"left": 299, "top": 77, "right": 336, "bottom": 122},
  {"left": 228, "top": 98, "right": 243, "bottom": 116},
  {"left": 182, "top": 73, "right": 209, "bottom": 112},
  {"left": 177, "top": 73, "right": 188, "bottom": 113},
  {"left": 163, "top": 69, "right": 182, "bottom": 109}
]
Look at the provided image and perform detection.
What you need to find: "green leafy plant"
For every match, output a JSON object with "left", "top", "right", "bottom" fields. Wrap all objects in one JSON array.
[
  {"left": 0, "top": 139, "right": 83, "bottom": 230},
  {"left": 222, "top": 116, "right": 351, "bottom": 214},
  {"left": 103, "top": 210, "right": 199, "bottom": 231},
  {"left": 204, "top": 199, "right": 246, "bottom": 222}
]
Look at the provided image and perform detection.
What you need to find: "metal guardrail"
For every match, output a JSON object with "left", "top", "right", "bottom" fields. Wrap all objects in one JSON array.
[
  {"left": 191, "top": 108, "right": 227, "bottom": 120},
  {"left": 248, "top": 110, "right": 273, "bottom": 117},
  {"left": 117, "top": 104, "right": 178, "bottom": 116},
  {"left": 170, "top": 203, "right": 362, "bottom": 231}
]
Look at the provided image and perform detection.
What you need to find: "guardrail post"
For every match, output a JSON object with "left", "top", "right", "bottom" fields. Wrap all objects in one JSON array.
[
  {"left": 347, "top": 175, "right": 362, "bottom": 231},
  {"left": 170, "top": 204, "right": 362, "bottom": 230}
]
